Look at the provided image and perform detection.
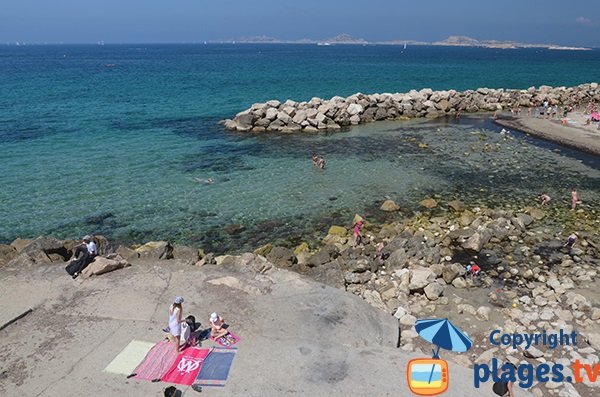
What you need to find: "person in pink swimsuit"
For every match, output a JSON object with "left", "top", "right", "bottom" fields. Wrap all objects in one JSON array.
[
  {"left": 571, "top": 189, "right": 581, "bottom": 210},
  {"left": 353, "top": 220, "right": 363, "bottom": 248}
]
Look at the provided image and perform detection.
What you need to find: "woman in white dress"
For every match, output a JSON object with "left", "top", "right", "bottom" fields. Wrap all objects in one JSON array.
[{"left": 168, "top": 296, "right": 184, "bottom": 353}]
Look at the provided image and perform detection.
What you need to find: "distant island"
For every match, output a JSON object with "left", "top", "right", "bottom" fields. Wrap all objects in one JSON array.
[{"left": 215, "top": 34, "right": 593, "bottom": 50}]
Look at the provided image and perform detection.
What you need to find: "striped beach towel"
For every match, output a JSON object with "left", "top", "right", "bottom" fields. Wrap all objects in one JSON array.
[{"left": 132, "top": 341, "right": 178, "bottom": 381}]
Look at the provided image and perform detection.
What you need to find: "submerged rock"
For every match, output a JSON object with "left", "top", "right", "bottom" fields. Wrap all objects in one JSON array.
[{"left": 380, "top": 199, "right": 400, "bottom": 212}]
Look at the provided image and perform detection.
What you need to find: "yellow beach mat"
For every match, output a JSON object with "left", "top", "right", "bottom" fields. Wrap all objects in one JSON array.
[{"left": 104, "top": 340, "right": 155, "bottom": 375}]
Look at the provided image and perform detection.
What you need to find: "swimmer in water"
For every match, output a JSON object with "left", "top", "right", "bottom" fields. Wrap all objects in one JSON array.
[{"left": 194, "top": 177, "right": 214, "bottom": 185}]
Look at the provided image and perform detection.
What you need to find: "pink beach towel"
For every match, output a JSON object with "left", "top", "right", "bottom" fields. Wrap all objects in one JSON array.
[
  {"left": 132, "top": 341, "right": 178, "bottom": 381},
  {"left": 210, "top": 331, "right": 241, "bottom": 347},
  {"left": 161, "top": 347, "right": 211, "bottom": 385},
  {"left": 591, "top": 112, "right": 600, "bottom": 121}
]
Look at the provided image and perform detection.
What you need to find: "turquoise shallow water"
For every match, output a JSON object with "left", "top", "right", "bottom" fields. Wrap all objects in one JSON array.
[{"left": 1, "top": 44, "right": 600, "bottom": 252}]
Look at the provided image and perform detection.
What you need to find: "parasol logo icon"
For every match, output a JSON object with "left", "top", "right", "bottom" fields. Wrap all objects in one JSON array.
[{"left": 406, "top": 318, "right": 472, "bottom": 396}]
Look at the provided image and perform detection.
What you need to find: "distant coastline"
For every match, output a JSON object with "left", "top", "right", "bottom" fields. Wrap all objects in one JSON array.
[
  {"left": 210, "top": 34, "right": 593, "bottom": 50},
  {"left": 3, "top": 34, "right": 594, "bottom": 50}
]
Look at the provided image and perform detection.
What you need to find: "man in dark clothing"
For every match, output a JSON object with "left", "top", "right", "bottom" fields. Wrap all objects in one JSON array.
[{"left": 65, "top": 235, "right": 97, "bottom": 279}]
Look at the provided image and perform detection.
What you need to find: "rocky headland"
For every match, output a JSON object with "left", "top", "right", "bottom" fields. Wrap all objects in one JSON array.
[
  {"left": 222, "top": 83, "right": 599, "bottom": 133},
  {"left": 2, "top": 197, "right": 599, "bottom": 396}
]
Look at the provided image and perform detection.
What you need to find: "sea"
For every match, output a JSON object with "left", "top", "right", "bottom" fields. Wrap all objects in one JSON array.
[{"left": 1, "top": 44, "right": 600, "bottom": 252}]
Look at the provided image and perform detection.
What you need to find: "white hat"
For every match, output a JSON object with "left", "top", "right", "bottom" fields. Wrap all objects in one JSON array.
[
  {"left": 210, "top": 312, "right": 218, "bottom": 322},
  {"left": 174, "top": 296, "right": 184, "bottom": 304}
]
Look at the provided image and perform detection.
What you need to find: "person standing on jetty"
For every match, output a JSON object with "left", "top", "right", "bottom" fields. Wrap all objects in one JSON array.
[
  {"left": 66, "top": 235, "right": 97, "bottom": 279},
  {"left": 167, "top": 296, "right": 185, "bottom": 354}
]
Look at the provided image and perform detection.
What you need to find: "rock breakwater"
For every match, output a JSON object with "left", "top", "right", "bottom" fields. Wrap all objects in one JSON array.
[{"left": 223, "top": 83, "right": 600, "bottom": 132}]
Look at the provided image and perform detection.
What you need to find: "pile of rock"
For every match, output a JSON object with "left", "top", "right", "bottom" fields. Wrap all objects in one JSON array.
[{"left": 222, "top": 83, "right": 600, "bottom": 132}]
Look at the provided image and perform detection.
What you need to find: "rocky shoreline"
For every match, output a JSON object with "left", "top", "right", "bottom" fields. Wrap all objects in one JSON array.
[
  {"left": 222, "top": 83, "right": 600, "bottom": 133},
  {"left": 2, "top": 198, "right": 599, "bottom": 396}
]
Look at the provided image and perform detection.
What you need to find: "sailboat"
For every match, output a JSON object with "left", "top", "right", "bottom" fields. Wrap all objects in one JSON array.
[{"left": 404, "top": 42, "right": 407, "bottom": 50}]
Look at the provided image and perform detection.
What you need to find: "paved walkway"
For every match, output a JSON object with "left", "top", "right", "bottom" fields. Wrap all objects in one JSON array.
[{"left": 495, "top": 113, "right": 600, "bottom": 156}]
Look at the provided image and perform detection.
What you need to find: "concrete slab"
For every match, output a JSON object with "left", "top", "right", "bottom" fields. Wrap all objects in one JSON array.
[{"left": 0, "top": 261, "right": 535, "bottom": 397}]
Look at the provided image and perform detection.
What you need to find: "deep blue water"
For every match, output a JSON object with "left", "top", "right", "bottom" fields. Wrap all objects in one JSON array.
[{"left": 1, "top": 44, "right": 599, "bottom": 252}]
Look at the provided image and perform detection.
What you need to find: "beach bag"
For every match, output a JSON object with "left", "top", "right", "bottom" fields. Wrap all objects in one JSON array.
[
  {"left": 65, "top": 260, "right": 79, "bottom": 276},
  {"left": 180, "top": 322, "right": 191, "bottom": 346},
  {"left": 185, "top": 315, "right": 197, "bottom": 333},
  {"left": 163, "top": 386, "right": 177, "bottom": 397},
  {"left": 492, "top": 380, "right": 508, "bottom": 396}
]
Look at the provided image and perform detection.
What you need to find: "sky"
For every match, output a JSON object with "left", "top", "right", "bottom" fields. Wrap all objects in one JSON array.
[{"left": 1, "top": 0, "right": 599, "bottom": 47}]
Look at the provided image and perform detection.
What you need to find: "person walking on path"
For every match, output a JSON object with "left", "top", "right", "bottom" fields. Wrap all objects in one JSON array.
[
  {"left": 167, "top": 296, "right": 185, "bottom": 354},
  {"left": 353, "top": 220, "right": 364, "bottom": 248}
]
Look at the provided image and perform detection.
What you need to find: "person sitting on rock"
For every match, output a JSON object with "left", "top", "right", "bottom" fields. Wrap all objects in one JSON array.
[
  {"left": 564, "top": 233, "right": 578, "bottom": 248},
  {"left": 68, "top": 235, "right": 97, "bottom": 279},
  {"left": 209, "top": 312, "right": 228, "bottom": 339}
]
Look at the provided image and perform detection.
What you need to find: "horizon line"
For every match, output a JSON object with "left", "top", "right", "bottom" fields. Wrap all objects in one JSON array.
[{"left": 1, "top": 42, "right": 597, "bottom": 49}]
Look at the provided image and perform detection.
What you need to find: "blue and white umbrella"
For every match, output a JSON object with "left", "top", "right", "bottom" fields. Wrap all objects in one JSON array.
[
  {"left": 415, "top": 318, "right": 473, "bottom": 385},
  {"left": 415, "top": 318, "right": 473, "bottom": 356}
]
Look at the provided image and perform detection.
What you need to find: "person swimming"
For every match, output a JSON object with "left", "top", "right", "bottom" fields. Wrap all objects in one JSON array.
[
  {"left": 194, "top": 177, "right": 214, "bottom": 185},
  {"left": 317, "top": 157, "right": 326, "bottom": 170}
]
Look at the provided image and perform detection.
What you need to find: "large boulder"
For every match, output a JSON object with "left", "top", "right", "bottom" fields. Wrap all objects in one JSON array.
[
  {"left": 254, "top": 243, "right": 273, "bottom": 257},
  {"left": 408, "top": 267, "right": 436, "bottom": 291},
  {"left": 135, "top": 241, "right": 172, "bottom": 260},
  {"left": 462, "top": 229, "right": 492, "bottom": 252},
  {"left": 306, "top": 261, "right": 344, "bottom": 289},
  {"left": 307, "top": 244, "right": 339, "bottom": 268},
  {"left": 0, "top": 244, "right": 18, "bottom": 267},
  {"left": 447, "top": 200, "right": 466, "bottom": 212},
  {"left": 21, "top": 236, "right": 71, "bottom": 262},
  {"left": 442, "top": 263, "right": 465, "bottom": 284},
  {"left": 380, "top": 200, "right": 400, "bottom": 212},
  {"left": 419, "top": 198, "right": 438, "bottom": 209},
  {"left": 81, "top": 255, "right": 131, "bottom": 278},
  {"left": 512, "top": 213, "right": 534, "bottom": 230},
  {"left": 116, "top": 245, "right": 139, "bottom": 261},
  {"left": 327, "top": 226, "right": 348, "bottom": 237},
  {"left": 386, "top": 248, "right": 409, "bottom": 269},
  {"left": 266, "top": 246, "right": 297, "bottom": 268},
  {"left": 424, "top": 282, "right": 445, "bottom": 301},
  {"left": 347, "top": 103, "right": 364, "bottom": 116},
  {"left": 10, "top": 238, "right": 34, "bottom": 253},
  {"left": 172, "top": 245, "right": 200, "bottom": 265}
]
